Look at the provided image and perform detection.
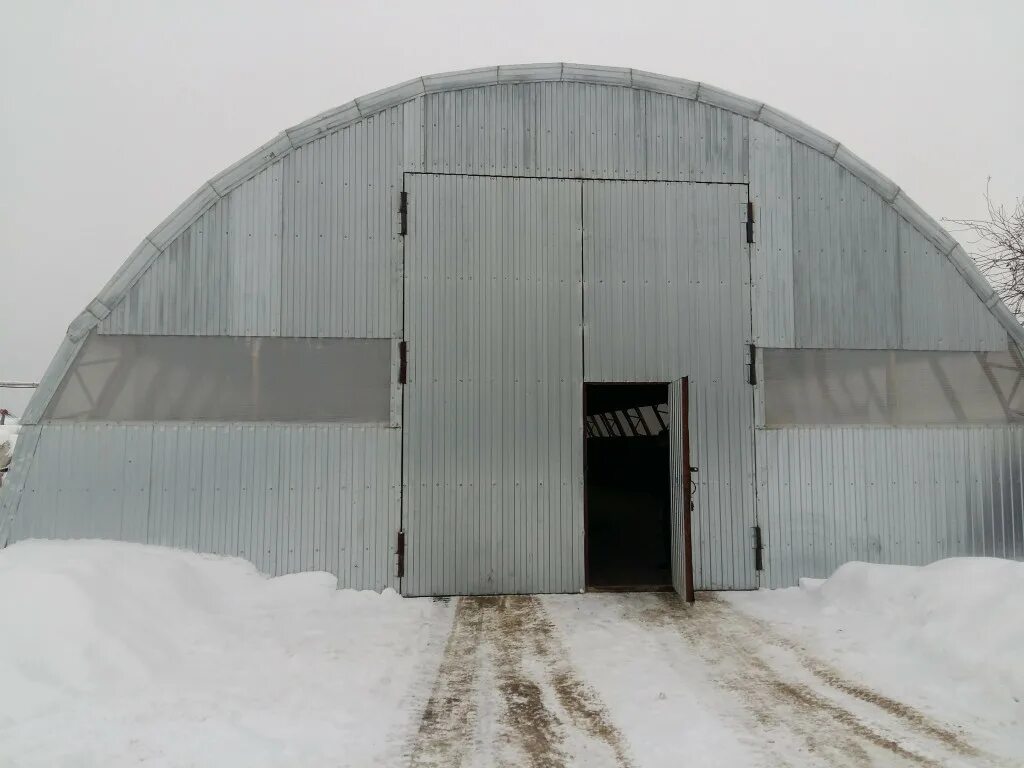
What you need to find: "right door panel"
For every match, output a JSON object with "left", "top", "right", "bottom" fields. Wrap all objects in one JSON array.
[{"left": 583, "top": 180, "right": 755, "bottom": 589}]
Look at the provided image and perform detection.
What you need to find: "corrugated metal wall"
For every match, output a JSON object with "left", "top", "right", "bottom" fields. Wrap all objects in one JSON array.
[
  {"left": 584, "top": 180, "right": 756, "bottom": 589},
  {"left": 92, "top": 79, "right": 1006, "bottom": 356},
  {"left": 8, "top": 71, "right": 1023, "bottom": 593},
  {"left": 10, "top": 423, "right": 400, "bottom": 591},
  {"left": 756, "top": 426, "right": 1024, "bottom": 588},
  {"left": 423, "top": 83, "right": 748, "bottom": 182},
  {"left": 791, "top": 142, "right": 901, "bottom": 349},
  {"left": 780, "top": 142, "right": 1006, "bottom": 352},
  {"left": 898, "top": 218, "right": 1006, "bottom": 350},
  {"left": 280, "top": 103, "right": 417, "bottom": 338},
  {"left": 402, "top": 174, "right": 584, "bottom": 595},
  {"left": 749, "top": 122, "right": 795, "bottom": 347},
  {"left": 92, "top": 79, "right": 1008, "bottom": 356},
  {"left": 102, "top": 162, "right": 284, "bottom": 335},
  {"left": 101, "top": 101, "right": 425, "bottom": 339}
]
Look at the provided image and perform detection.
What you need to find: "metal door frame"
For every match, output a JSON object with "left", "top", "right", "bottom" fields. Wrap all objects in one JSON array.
[{"left": 679, "top": 377, "right": 695, "bottom": 603}]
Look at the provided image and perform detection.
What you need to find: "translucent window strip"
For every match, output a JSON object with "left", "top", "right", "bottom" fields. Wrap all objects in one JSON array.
[
  {"left": 763, "top": 344, "right": 1024, "bottom": 426},
  {"left": 45, "top": 333, "right": 392, "bottom": 423}
]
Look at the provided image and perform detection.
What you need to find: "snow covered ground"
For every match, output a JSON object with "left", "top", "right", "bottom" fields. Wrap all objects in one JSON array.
[
  {"left": 1, "top": 540, "right": 1021, "bottom": 767},
  {"left": 724, "top": 558, "right": 1024, "bottom": 761},
  {"left": 0, "top": 540, "right": 453, "bottom": 767}
]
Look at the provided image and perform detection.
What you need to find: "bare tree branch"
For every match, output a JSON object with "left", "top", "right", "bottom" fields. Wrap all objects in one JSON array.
[{"left": 944, "top": 179, "right": 1024, "bottom": 320}]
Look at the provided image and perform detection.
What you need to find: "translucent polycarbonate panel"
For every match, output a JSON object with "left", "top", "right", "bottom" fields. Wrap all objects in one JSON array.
[
  {"left": 44, "top": 334, "right": 391, "bottom": 422},
  {"left": 764, "top": 346, "right": 1024, "bottom": 426}
]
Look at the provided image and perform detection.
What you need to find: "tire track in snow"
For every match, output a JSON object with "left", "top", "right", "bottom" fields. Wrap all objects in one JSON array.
[
  {"left": 630, "top": 592, "right": 1001, "bottom": 767},
  {"left": 409, "top": 598, "right": 487, "bottom": 767},
  {"left": 409, "top": 595, "right": 634, "bottom": 768},
  {"left": 723, "top": 598, "right": 998, "bottom": 764},
  {"left": 492, "top": 596, "right": 634, "bottom": 768}
]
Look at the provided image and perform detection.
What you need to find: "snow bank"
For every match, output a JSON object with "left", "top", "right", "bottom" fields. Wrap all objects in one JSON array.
[
  {"left": 726, "top": 557, "right": 1024, "bottom": 707},
  {"left": 0, "top": 540, "right": 452, "bottom": 767}
]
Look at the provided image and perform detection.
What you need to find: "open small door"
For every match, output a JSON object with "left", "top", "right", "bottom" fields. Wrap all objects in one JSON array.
[{"left": 669, "top": 378, "right": 695, "bottom": 603}]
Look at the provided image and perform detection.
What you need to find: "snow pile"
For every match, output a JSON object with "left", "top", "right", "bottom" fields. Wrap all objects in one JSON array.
[
  {"left": 726, "top": 558, "right": 1024, "bottom": 717},
  {"left": 0, "top": 414, "right": 19, "bottom": 471},
  {"left": 0, "top": 540, "right": 452, "bottom": 767}
]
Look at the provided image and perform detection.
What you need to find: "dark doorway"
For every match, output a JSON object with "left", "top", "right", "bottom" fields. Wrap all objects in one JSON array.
[{"left": 584, "top": 383, "right": 672, "bottom": 589}]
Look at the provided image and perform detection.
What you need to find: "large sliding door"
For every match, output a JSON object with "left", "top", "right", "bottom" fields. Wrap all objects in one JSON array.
[{"left": 402, "top": 174, "right": 584, "bottom": 596}]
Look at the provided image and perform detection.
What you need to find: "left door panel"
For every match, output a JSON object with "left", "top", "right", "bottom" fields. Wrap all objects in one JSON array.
[{"left": 402, "top": 174, "right": 584, "bottom": 596}]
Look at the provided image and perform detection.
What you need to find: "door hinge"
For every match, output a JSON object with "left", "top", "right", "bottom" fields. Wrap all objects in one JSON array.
[
  {"left": 752, "top": 525, "right": 763, "bottom": 571},
  {"left": 399, "top": 191, "right": 408, "bottom": 236},
  {"left": 746, "top": 201, "right": 755, "bottom": 244},
  {"left": 747, "top": 343, "right": 757, "bottom": 385},
  {"left": 398, "top": 341, "right": 408, "bottom": 385},
  {"left": 395, "top": 529, "right": 406, "bottom": 578}
]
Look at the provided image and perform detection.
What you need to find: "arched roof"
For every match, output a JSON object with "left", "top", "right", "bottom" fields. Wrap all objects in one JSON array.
[{"left": 23, "top": 63, "right": 1023, "bottom": 424}]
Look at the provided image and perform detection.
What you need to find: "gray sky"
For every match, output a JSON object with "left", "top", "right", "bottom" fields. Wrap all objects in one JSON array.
[{"left": 2, "top": 0, "right": 1022, "bottom": 415}]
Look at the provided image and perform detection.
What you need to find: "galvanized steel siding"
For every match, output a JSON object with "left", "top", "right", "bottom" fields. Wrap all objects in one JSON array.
[
  {"left": 423, "top": 83, "right": 747, "bottom": 182},
  {"left": 403, "top": 174, "right": 584, "bottom": 595},
  {"left": 642, "top": 91, "right": 748, "bottom": 182},
  {"left": 756, "top": 426, "right": 1024, "bottom": 588},
  {"left": 93, "top": 79, "right": 1007, "bottom": 356},
  {"left": 15, "top": 67, "right": 1024, "bottom": 594},
  {"left": 9, "top": 423, "right": 400, "bottom": 590},
  {"left": 792, "top": 142, "right": 900, "bottom": 348},
  {"left": 583, "top": 181, "right": 756, "bottom": 589},
  {"left": 101, "top": 102, "right": 422, "bottom": 339},
  {"left": 783, "top": 141, "right": 1004, "bottom": 352},
  {"left": 898, "top": 218, "right": 1006, "bottom": 350},
  {"left": 102, "top": 162, "right": 284, "bottom": 335},
  {"left": 281, "top": 103, "right": 417, "bottom": 337},
  {"left": 749, "top": 122, "right": 795, "bottom": 347}
]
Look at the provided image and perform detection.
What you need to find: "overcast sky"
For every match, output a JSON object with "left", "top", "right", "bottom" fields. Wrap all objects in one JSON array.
[{"left": 2, "top": 0, "right": 1022, "bottom": 414}]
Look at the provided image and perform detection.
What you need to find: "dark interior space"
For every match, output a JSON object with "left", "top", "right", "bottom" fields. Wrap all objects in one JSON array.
[{"left": 585, "top": 383, "right": 672, "bottom": 589}]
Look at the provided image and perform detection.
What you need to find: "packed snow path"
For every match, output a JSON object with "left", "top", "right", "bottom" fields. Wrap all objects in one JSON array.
[
  {"left": 409, "top": 596, "right": 634, "bottom": 767},
  {"left": 407, "top": 593, "right": 1005, "bottom": 768}
]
